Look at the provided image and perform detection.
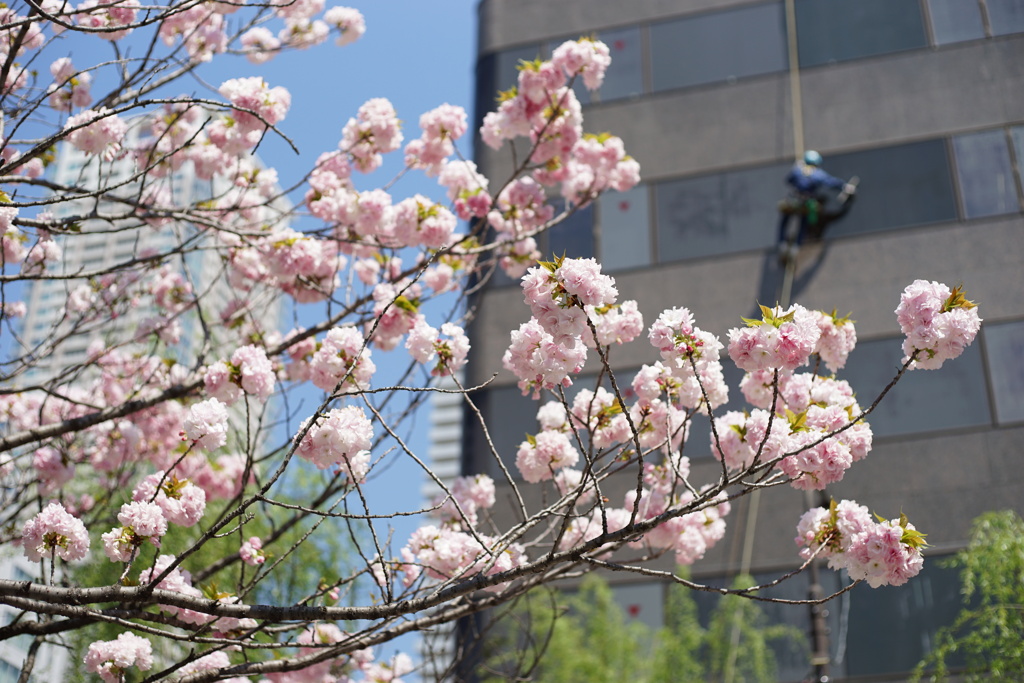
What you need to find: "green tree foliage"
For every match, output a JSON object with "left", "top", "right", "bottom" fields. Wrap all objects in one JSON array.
[
  {"left": 482, "top": 572, "right": 805, "bottom": 683},
  {"left": 703, "top": 575, "right": 806, "bottom": 683},
  {"left": 913, "top": 510, "right": 1024, "bottom": 682}
]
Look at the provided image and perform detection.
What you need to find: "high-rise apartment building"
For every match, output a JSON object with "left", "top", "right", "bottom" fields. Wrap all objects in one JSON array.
[
  {"left": 464, "top": 1, "right": 1024, "bottom": 679},
  {"left": 16, "top": 127, "right": 258, "bottom": 384},
  {"left": 4, "top": 126, "right": 285, "bottom": 681}
]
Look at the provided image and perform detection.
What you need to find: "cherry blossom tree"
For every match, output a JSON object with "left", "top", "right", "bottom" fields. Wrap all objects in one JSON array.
[{"left": 0, "top": 3, "right": 984, "bottom": 681}]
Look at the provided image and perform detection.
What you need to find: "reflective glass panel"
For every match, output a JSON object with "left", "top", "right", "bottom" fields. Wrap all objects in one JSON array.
[
  {"left": 599, "top": 185, "right": 651, "bottom": 271},
  {"left": 546, "top": 201, "right": 595, "bottom": 260},
  {"left": 845, "top": 559, "right": 962, "bottom": 676},
  {"left": 795, "top": 0, "right": 928, "bottom": 67},
  {"left": 927, "top": 0, "right": 985, "bottom": 45},
  {"left": 650, "top": 2, "right": 787, "bottom": 92},
  {"left": 953, "top": 130, "right": 1019, "bottom": 218},
  {"left": 839, "top": 336, "right": 991, "bottom": 438},
  {"left": 655, "top": 162, "right": 788, "bottom": 261},
  {"left": 824, "top": 139, "right": 958, "bottom": 238},
  {"left": 983, "top": 320, "right": 1024, "bottom": 424},
  {"left": 988, "top": 0, "right": 1024, "bottom": 35}
]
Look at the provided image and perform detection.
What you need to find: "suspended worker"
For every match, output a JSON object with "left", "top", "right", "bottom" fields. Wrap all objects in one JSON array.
[{"left": 776, "top": 150, "right": 857, "bottom": 262}]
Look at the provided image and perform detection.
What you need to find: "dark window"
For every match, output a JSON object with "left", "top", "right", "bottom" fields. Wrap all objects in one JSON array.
[
  {"left": 654, "top": 162, "right": 788, "bottom": 262},
  {"left": 927, "top": 0, "right": 986, "bottom": 45},
  {"left": 545, "top": 201, "right": 595, "bottom": 260},
  {"left": 953, "top": 130, "right": 1019, "bottom": 218},
  {"left": 1010, "top": 125, "right": 1024, "bottom": 188},
  {"left": 650, "top": 2, "right": 788, "bottom": 92},
  {"left": 598, "top": 185, "right": 651, "bottom": 271},
  {"left": 840, "top": 336, "right": 991, "bottom": 438},
  {"left": 983, "top": 320, "right": 1024, "bottom": 424},
  {"left": 845, "top": 559, "right": 962, "bottom": 676},
  {"left": 795, "top": 0, "right": 928, "bottom": 67},
  {"left": 987, "top": 0, "right": 1024, "bottom": 35},
  {"left": 582, "top": 26, "right": 644, "bottom": 103},
  {"left": 466, "top": 384, "right": 540, "bottom": 480},
  {"left": 824, "top": 139, "right": 959, "bottom": 238}
]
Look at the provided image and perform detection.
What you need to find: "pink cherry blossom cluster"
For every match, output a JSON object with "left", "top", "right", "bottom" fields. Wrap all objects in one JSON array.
[
  {"left": 812, "top": 310, "right": 858, "bottom": 372},
  {"left": 434, "top": 474, "right": 496, "bottom": 529},
  {"left": 796, "top": 500, "right": 925, "bottom": 587},
  {"left": 397, "top": 525, "right": 527, "bottom": 588},
  {"left": 515, "top": 429, "right": 579, "bottom": 483},
  {"left": 240, "top": 536, "right": 267, "bottom": 566},
  {"left": 32, "top": 446, "right": 74, "bottom": 496},
  {"left": 183, "top": 397, "right": 230, "bottom": 451},
  {"left": 132, "top": 471, "right": 207, "bottom": 527},
  {"left": 264, "top": 623, "right": 380, "bottom": 683},
  {"left": 406, "top": 319, "right": 470, "bottom": 377},
  {"left": 369, "top": 281, "right": 423, "bottom": 350},
  {"left": 309, "top": 325, "right": 376, "bottom": 393},
  {"left": 64, "top": 108, "right": 128, "bottom": 161},
  {"left": 75, "top": 0, "right": 140, "bottom": 41},
  {"left": 158, "top": 4, "right": 227, "bottom": 62},
  {"left": 47, "top": 57, "right": 92, "bottom": 111},
  {"left": 646, "top": 306, "right": 729, "bottom": 409},
  {"left": 204, "top": 344, "right": 276, "bottom": 404},
  {"left": 896, "top": 280, "right": 982, "bottom": 370},
  {"left": 438, "top": 159, "right": 491, "bottom": 220},
  {"left": 626, "top": 488, "right": 731, "bottom": 566},
  {"left": 102, "top": 500, "right": 168, "bottom": 562},
  {"left": 20, "top": 501, "right": 90, "bottom": 562},
  {"left": 219, "top": 76, "right": 291, "bottom": 135},
  {"left": 503, "top": 318, "right": 587, "bottom": 398},
  {"left": 341, "top": 97, "right": 404, "bottom": 173},
  {"left": 392, "top": 195, "right": 458, "bottom": 249},
  {"left": 584, "top": 300, "right": 644, "bottom": 348},
  {"left": 140, "top": 555, "right": 258, "bottom": 633},
  {"left": 728, "top": 303, "right": 822, "bottom": 373},
  {"left": 1, "top": 214, "right": 27, "bottom": 265},
  {"left": 551, "top": 37, "right": 612, "bottom": 90},
  {"left": 478, "top": 39, "right": 637, "bottom": 210},
  {"left": 295, "top": 406, "right": 373, "bottom": 480},
  {"left": 83, "top": 632, "right": 153, "bottom": 683},
  {"left": 522, "top": 257, "right": 619, "bottom": 345},
  {"left": 714, "top": 373, "right": 872, "bottom": 489},
  {"left": 404, "top": 103, "right": 468, "bottom": 175},
  {"left": 568, "top": 387, "right": 630, "bottom": 449}
]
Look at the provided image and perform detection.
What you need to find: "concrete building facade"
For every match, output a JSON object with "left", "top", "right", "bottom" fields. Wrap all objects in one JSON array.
[{"left": 464, "top": 1, "right": 1024, "bottom": 679}]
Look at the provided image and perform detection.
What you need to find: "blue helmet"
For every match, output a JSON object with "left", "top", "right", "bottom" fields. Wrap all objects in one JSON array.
[{"left": 803, "top": 150, "right": 823, "bottom": 166}]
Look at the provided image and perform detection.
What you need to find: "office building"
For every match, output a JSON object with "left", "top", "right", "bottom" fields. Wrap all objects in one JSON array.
[{"left": 464, "top": 1, "right": 1024, "bottom": 679}]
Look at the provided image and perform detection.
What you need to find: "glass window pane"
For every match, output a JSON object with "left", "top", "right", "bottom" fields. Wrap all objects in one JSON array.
[
  {"left": 593, "top": 27, "right": 644, "bottom": 102},
  {"left": 953, "top": 130, "right": 1018, "bottom": 218},
  {"left": 824, "top": 139, "right": 958, "bottom": 238},
  {"left": 546, "top": 201, "right": 595, "bottom": 260},
  {"left": 988, "top": 0, "right": 1024, "bottom": 35},
  {"left": 846, "top": 559, "right": 962, "bottom": 676},
  {"left": 1010, "top": 125, "right": 1024, "bottom": 181},
  {"left": 840, "top": 336, "right": 991, "bottom": 438},
  {"left": 650, "top": 2, "right": 787, "bottom": 92},
  {"left": 795, "top": 0, "right": 928, "bottom": 67},
  {"left": 927, "top": 0, "right": 985, "bottom": 45},
  {"left": 655, "top": 163, "right": 788, "bottom": 262},
  {"left": 599, "top": 185, "right": 650, "bottom": 271},
  {"left": 468, "top": 385, "right": 539, "bottom": 480},
  {"left": 983, "top": 320, "right": 1024, "bottom": 424}
]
